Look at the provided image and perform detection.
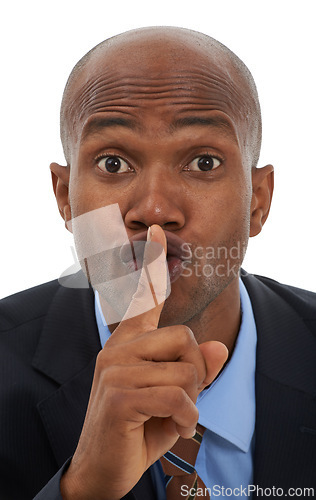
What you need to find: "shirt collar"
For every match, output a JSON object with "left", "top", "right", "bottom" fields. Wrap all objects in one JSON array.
[
  {"left": 95, "top": 290, "right": 111, "bottom": 347},
  {"left": 95, "top": 278, "right": 257, "bottom": 452}
]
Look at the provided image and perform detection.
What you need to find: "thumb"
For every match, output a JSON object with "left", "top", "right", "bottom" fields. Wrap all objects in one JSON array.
[{"left": 198, "top": 341, "right": 229, "bottom": 391}]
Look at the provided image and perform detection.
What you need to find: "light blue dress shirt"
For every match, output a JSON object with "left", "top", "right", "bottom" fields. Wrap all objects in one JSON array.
[{"left": 95, "top": 278, "right": 257, "bottom": 499}]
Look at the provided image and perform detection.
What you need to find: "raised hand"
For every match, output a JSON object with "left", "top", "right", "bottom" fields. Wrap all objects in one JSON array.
[{"left": 60, "top": 225, "right": 228, "bottom": 500}]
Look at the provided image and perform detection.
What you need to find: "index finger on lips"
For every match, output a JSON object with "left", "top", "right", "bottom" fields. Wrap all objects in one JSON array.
[{"left": 112, "top": 224, "right": 169, "bottom": 340}]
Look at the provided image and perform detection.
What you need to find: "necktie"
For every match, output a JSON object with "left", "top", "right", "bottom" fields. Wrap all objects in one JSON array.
[{"left": 160, "top": 424, "right": 210, "bottom": 499}]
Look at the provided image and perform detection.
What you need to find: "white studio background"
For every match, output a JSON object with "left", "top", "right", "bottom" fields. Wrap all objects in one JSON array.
[{"left": 0, "top": 0, "right": 315, "bottom": 299}]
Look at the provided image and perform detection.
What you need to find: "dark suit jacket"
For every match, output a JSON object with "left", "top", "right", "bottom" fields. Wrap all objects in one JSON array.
[{"left": 0, "top": 271, "right": 315, "bottom": 499}]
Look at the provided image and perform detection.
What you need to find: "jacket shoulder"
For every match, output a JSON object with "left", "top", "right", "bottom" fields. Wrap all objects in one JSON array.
[
  {"left": 0, "top": 279, "right": 61, "bottom": 332},
  {"left": 242, "top": 271, "right": 316, "bottom": 313},
  {"left": 241, "top": 271, "right": 316, "bottom": 338}
]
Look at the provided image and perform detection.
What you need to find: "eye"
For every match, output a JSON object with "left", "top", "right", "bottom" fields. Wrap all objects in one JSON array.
[
  {"left": 186, "top": 155, "right": 222, "bottom": 172},
  {"left": 97, "top": 155, "right": 130, "bottom": 174}
]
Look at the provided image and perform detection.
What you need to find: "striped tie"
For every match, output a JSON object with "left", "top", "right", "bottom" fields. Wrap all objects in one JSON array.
[{"left": 160, "top": 424, "right": 210, "bottom": 499}]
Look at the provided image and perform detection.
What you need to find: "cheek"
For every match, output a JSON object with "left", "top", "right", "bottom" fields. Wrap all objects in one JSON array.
[
  {"left": 192, "top": 180, "right": 251, "bottom": 239},
  {"left": 69, "top": 150, "right": 104, "bottom": 218},
  {"left": 68, "top": 174, "right": 91, "bottom": 219},
  {"left": 68, "top": 170, "right": 118, "bottom": 219}
]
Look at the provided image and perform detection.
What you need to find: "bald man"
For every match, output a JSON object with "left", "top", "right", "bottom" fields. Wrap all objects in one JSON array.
[{"left": 0, "top": 27, "right": 315, "bottom": 500}]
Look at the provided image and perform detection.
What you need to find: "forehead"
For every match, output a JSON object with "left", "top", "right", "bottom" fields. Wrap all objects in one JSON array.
[{"left": 67, "top": 34, "right": 250, "bottom": 148}]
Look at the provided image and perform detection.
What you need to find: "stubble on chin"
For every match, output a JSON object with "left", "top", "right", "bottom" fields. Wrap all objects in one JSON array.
[{"left": 158, "top": 237, "right": 246, "bottom": 330}]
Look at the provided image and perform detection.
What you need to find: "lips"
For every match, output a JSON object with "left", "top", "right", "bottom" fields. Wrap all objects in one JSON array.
[
  {"left": 121, "top": 230, "right": 190, "bottom": 282},
  {"left": 131, "top": 230, "right": 189, "bottom": 258}
]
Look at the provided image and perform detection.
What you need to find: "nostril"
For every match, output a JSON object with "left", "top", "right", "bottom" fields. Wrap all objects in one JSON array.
[
  {"left": 162, "top": 221, "right": 182, "bottom": 231},
  {"left": 127, "top": 221, "right": 149, "bottom": 231}
]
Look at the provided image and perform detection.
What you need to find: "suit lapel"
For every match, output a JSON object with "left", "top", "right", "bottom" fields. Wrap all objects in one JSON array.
[
  {"left": 36, "top": 356, "right": 96, "bottom": 467},
  {"left": 32, "top": 279, "right": 100, "bottom": 386},
  {"left": 32, "top": 280, "right": 100, "bottom": 466},
  {"left": 241, "top": 272, "right": 316, "bottom": 489}
]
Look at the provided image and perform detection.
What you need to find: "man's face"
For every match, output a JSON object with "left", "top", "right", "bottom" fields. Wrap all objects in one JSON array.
[{"left": 65, "top": 34, "right": 253, "bottom": 329}]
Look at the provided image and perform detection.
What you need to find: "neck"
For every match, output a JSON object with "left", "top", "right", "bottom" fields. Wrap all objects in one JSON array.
[{"left": 184, "top": 276, "right": 241, "bottom": 355}]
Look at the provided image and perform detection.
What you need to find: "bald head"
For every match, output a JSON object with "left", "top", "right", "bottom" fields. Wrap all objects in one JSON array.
[{"left": 60, "top": 27, "right": 262, "bottom": 168}]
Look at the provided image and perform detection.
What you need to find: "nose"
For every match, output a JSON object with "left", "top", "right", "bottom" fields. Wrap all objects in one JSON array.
[{"left": 124, "top": 171, "right": 186, "bottom": 231}]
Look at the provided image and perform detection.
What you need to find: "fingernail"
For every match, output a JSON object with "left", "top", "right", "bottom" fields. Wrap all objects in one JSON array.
[{"left": 147, "top": 226, "right": 153, "bottom": 241}]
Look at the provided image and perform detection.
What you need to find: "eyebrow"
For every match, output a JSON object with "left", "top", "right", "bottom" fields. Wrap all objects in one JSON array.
[
  {"left": 81, "top": 116, "right": 138, "bottom": 142},
  {"left": 81, "top": 114, "right": 237, "bottom": 143},
  {"left": 172, "top": 116, "right": 236, "bottom": 141},
  {"left": 171, "top": 116, "right": 237, "bottom": 141}
]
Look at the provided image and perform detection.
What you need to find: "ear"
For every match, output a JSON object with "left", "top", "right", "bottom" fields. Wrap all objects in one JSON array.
[
  {"left": 50, "top": 162, "right": 72, "bottom": 232},
  {"left": 250, "top": 164, "right": 274, "bottom": 237}
]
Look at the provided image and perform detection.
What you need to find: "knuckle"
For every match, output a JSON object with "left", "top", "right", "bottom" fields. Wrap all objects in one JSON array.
[
  {"left": 95, "top": 349, "right": 107, "bottom": 373},
  {"left": 183, "top": 325, "right": 195, "bottom": 341},
  {"left": 172, "top": 325, "right": 197, "bottom": 352},
  {"left": 99, "top": 364, "right": 121, "bottom": 385},
  {"left": 168, "top": 386, "right": 198, "bottom": 425},
  {"left": 190, "top": 405, "right": 199, "bottom": 425},
  {"left": 96, "top": 344, "right": 135, "bottom": 370},
  {"left": 95, "top": 351, "right": 128, "bottom": 387},
  {"left": 169, "top": 386, "right": 188, "bottom": 408},
  {"left": 103, "top": 386, "right": 123, "bottom": 407},
  {"left": 184, "top": 363, "right": 198, "bottom": 385},
  {"left": 95, "top": 346, "right": 115, "bottom": 369},
  {"left": 178, "top": 325, "right": 195, "bottom": 344},
  {"left": 103, "top": 386, "right": 132, "bottom": 413},
  {"left": 175, "top": 364, "right": 199, "bottom": 401},
  {"left": 175, "top": 362, "right": 197, "bottom": 385}
]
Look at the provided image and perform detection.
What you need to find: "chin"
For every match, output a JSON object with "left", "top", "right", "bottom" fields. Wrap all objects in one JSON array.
[{"left": 158, "top": 281, "right": 194, "bottom": 327}]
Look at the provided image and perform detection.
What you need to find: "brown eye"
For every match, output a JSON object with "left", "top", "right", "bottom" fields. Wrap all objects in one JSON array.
[
  {"left": 187, "top": 155, "right": 221, "bottom": 171},
  {"left": 97, "top": 156, "right": 130, "bottom": 173}
]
